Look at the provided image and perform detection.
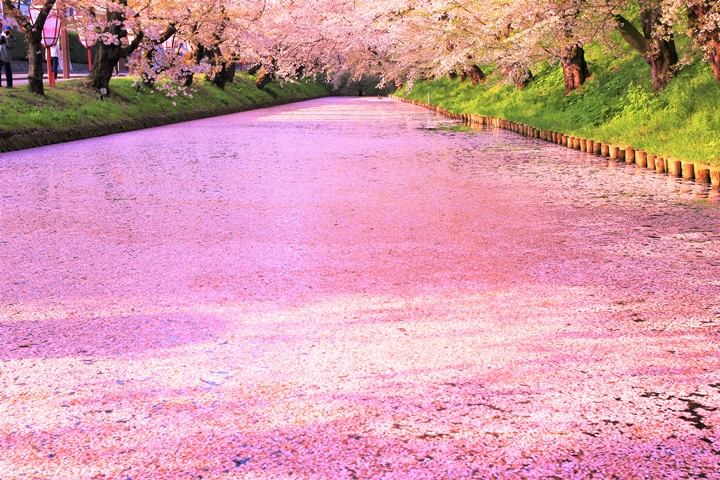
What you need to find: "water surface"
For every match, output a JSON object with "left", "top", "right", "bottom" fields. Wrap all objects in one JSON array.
[{"left": 1, "top": 97, "right": 719, "bottom": 478}]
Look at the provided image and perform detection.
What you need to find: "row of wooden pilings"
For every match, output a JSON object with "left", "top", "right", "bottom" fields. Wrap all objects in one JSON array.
[{"left": 391, "top": 95, "right": 719, "bottom": 187}]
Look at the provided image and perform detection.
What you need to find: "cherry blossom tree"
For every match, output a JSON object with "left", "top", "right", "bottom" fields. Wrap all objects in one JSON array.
[
  {"left": 9, "top": 0, "right": 720, "bottom": 97},
  {"left": 510, "top": 0, "right": 591, "bottom": 93},
  {"left": 673, "top": 0, "right": 720, "bottom": 82},
  {"left": 65, "top": 0, "right": 146, "bottom": 91},
  {"left": 612, "top": 1, "right": 679, "bottom": 90}
]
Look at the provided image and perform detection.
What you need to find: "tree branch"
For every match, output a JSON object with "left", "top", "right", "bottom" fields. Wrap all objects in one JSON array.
[{"left": 614, "top": 14, "right": 648, "bottom": 55}]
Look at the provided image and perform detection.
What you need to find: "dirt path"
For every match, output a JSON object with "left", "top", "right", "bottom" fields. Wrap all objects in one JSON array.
[{"left": 1, "top": 97, "right": 719, "bottom": 478}]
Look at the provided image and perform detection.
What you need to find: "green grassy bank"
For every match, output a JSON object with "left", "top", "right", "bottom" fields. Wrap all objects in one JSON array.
[
  {"left": 0, "top": 74, "right": 329, "bottom": 152},
  {"left": 397, "top": 46, "right": 720, "bottom": 167}
]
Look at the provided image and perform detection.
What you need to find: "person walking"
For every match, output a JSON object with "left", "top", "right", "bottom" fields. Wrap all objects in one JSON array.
[
  {"left": 50, "top": 41, "right": 61, "bottom": 80},
  {"left": 0, "top": 25, "right": 16, "bottom": 88}
]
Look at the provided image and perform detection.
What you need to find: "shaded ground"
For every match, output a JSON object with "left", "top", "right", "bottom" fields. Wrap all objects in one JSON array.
[
  {"left": 325, "top": 73, "right": 395, "bottom": 96},
  {"left": 1, "top": 98, "right": 719, "bottom": 478}
]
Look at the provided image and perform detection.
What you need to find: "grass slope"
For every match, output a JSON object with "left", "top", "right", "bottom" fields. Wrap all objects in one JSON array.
[
  {"left": 398, "top": 45, "right": 720, "bottom": 166},
  {"left": 0, "top": 74, "right": 328, "bottom": 151}
]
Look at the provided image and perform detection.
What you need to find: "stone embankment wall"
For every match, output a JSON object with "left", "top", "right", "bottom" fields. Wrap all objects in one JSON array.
[{"left": 392, "top": 95, "right": 719, "bottom": 188}]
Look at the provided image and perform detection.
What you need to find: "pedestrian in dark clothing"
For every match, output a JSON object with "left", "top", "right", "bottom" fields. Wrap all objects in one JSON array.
[{"left": 0, "top": 26, "right": 16, "bottom": 88}]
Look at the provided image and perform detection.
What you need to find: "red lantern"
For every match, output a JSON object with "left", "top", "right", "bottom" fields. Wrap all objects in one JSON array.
[
  {"left": 162, "top": 34, "right": 177, "bottom": 51},
  {"left": 160, "top": 34, "right": 180, "bottom": 65},
  {"left": 29, "top": 5, "right": 61, "bottom": 86}
]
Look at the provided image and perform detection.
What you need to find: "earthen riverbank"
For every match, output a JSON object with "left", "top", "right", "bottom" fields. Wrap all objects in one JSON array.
[{"left": 0, "top": 75, "right": 329, "bottom": 153}]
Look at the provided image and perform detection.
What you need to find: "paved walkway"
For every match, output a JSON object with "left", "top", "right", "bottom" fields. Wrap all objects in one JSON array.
[
  {"left": 3, "top": 71, "right": 128, "bottom": 86},
  {"left": 1, "top": 98, "right": 719, "bottom": 478}
]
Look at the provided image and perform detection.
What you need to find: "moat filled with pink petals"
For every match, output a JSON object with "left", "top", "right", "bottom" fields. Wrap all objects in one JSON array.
[{"left": 1, "top": 97, "right": 719, "bottom": 478}]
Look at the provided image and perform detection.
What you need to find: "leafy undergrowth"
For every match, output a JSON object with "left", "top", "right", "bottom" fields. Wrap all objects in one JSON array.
[
  {"left": 398, "top": 44, "right": 720, "bottom": 166},
  {"left": 0, "top": 74, "right": 329, "bottom": 134}
]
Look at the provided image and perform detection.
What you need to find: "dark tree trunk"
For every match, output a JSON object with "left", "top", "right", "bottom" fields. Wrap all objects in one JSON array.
[
  {"left": 615, "top": 10, "right": 678, "bottom": 91},
  {"left": 181, "top": 70, "right": 194, "bottom": 87},
  {"left": 88, "top": 39, "right": 141, "bottom": 92},
  {"left": 641, "top": 7, "right": 679, "bottom": 91},
  {"left": 255, "top": 64, "right": 274, "bottom": 89},
  {"left": 447, "top": 69, "right": 458, "bottom": 80},
  {"left": 25, "top": 31, "right": 45, "bottom": 96},
  {"left": 561, "top": 44, "right": 589, "bottom": 94},
  {"left": 709, "top": 44, "right": 720, "bottom": 83},
  {"left": 200, "top": 46, "right": 236, "bottom": 89},
  {"left": 213, "top": 61, "right": 236, "bottom": 89},
  {"left": 502, "top": 66, "right": 532, "bottom": 89},
  {"left": 648, "top": 37, "right": 678, "bottom": 91},
  {"left": 514, "top": 70, "right": 532, "bottom": 90},
  {"left": 206, "top": 50, "right": 236, "bottom": 89},
  {"left": 246, "top": 63, "right": 262, "bottom": 75},
  {"left": 88, "top": 45, "right": 118, "bottom": 90},
  {"left": 464, "top": 65, "right": 486, "bottom": 85},
  {"left": 254, "top": 57, "right": 276, "bottom": 89}
]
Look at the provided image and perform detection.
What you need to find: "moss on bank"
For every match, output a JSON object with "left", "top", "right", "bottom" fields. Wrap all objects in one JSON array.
[
  {"left": 0, "top": 74, "right": 329, "bottom": 152},
  {"left": 397, "top": 45, "right": 720, "bottom": 166}
]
